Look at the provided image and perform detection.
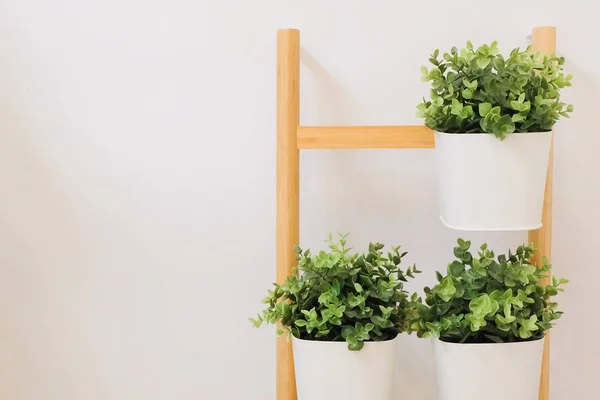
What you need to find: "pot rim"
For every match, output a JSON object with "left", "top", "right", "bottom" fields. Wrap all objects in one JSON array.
[
  {"left": 440, "top": 216, "right": 543, "bottom": 232},
  {"left": 434, "top": 130, "right": 551, "bottom": 137},
  {"left": 291, "top": 335, "right": 399, "bottom": 345},
  {"left": 434, "top": 335, "right": 546, "bottom": 346}
]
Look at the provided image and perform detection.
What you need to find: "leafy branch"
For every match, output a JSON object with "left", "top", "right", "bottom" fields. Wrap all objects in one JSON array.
[
  {"left": 409, "top": 239, "right": 567, "bottom": 343},
  {"left": 250, "top": 234, "right": 421, "bottom": 351},
  {"left": 417, "top": 41, "right": 573, "bottom": 139}
]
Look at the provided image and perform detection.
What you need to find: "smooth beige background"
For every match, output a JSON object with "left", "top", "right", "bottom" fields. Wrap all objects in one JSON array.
[{"left": 0, "top": 0, "right": 597, "bottom": 399}]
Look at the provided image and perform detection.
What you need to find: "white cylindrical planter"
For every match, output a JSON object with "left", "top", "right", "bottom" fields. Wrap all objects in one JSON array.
[
  {"left": 435, "top": 131, "right": 552, "bottom": 231},
  {"left": 292, "top": 336, "right": 397, "bottom": 400},
  {"left": 433, "top": 338, "right": 545, "bottom": 400}
]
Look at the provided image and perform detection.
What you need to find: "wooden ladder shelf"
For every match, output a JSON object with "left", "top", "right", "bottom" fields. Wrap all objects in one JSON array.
[{"left": 276, "top": 26, "right": 556, "bottom": 400}]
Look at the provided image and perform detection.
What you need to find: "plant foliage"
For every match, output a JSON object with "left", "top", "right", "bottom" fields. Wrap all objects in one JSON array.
[
  {"left": 410, "top": 239, "right": 567, "bottom": 343},
  {"left": 250, "top": 234, "right": 421, "bottom": 351},
  {"left": 416, "top": 41, "right": 573, "bottom": 139}
]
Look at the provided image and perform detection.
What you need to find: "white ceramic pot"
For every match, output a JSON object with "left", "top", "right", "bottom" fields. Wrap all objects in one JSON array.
[
  {"left": 292, "top": 336, "right": 397, "bottom": 400},
  {"left": 433, "top": 338, "right": 545, "bottom": 400},
  {"left": 435, "top": 131, "right": 552, "bottom": 231}
]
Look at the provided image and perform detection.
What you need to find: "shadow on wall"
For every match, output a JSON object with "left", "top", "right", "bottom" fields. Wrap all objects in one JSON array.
[
  {"left": 299, "top": 47, "right": 438, "bottom": 400},
  {"left": 554, "top": 59, "right": 600, "bottom": 246},
  {"left": 0, "top": 96, "right": 46, "bottom": 398},
  {"left": 0, "top": 85, "right": 97, "bottom": 398},
  {"left": 394, "top": 335, "right": 438, "bottom": 400},
  {"left": 551, "top": 59, "right": 600, "bottom": 396},
  {"left": 299, "top": 47, "right": 368, "bottom": 233},
  {"left": 299, "top": 46, "right": 441, "bottom": 241},
  {"left": 300, "top": 47, "right": 361, "bottom": 125}
]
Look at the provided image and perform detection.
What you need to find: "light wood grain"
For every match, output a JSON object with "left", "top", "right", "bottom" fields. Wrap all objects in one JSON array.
[
  {"left": 297, "top": 125, "right": 434, "bottom": 149},
  {"left": 276, "top": 28, "right": 300, "bottom": 400},
  {"left": 528, "top": 25, "right": 556, "bottom": 400}
]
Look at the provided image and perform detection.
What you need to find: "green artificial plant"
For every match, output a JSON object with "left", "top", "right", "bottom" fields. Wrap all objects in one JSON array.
[
  {"left": 410, "top": 239, "right": 567, "bottom": 343},
  {"left": 250, "top": 234, "right": 421, "bottom": 350},
  {"left": 416, "top": 41, "right": 573, "bottom": 139}
]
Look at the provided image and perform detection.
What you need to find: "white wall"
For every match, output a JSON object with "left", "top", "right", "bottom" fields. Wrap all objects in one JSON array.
[{"left": 0, "top": 1, "right": 598, "bottom": 399}]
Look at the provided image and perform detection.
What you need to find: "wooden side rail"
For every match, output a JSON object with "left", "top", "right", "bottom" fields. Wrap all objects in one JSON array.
[{"left": 528, "top": 25, "right": 557, "bottom": 400}]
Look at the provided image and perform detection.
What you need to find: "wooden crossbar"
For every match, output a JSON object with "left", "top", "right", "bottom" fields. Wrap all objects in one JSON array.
[{"left": 297, "top": 125, "right": 434, "bottom": 149}]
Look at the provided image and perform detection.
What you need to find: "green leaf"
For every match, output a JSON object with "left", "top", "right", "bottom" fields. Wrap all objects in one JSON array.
[
  {"left": 319, "top": 281, "right": 332, "bottom": 292},
  {"left": 467, "top": 314, "right": 487, "bottom": 331},
  {"left": 545, "top": 285, "right": 558, "bottom": 296},
  {"left": 428, "top": 67, "right": 442, "bottom": 80},
  {"left": 346, "top": 293, "right": 363, "bottom": 308},
  {"left": 448, "top": 261, "right": 465, "bottom": 277},
  {"left": 512, "top": 113, "right": 526, "bottom": 122},
  {"left": 476, "top": 57, "right": 490, "bottom": 69},
  {"left": 348, "top": 340, "right": 364, "bottom": 351},
  {"left": 510, "top": 101, "right": 523, "bottom": 111},
  {"left": 354, "top": 283, "right": 363, "bottom": 293},
  {"left": 492, "top": 114, "right": 515, "bottom": 138},
  {"left": 478, "top": 103, "right": 492, "bottom": 117},
  {"left": 437, "top": 277, "right": 457, "bottom": 302},
  {"left": 436, "top": 271, "right": 444, "bottom": 282},
  {"left": 341, "top": 326, "right": 355, "bottom": 339},
  {"left": 462, "top": 89, "right": 473, "bottom": 99},
  {"left": 450, "top": 99, "right": 463, "bottom": 115},
  {"left": 370, "top": 315, "right": 393, "bottom": 328},
  {"left": 379, "top": 305, "right": 394, "bottom": 319},
  {"left": 315, "top": 329, "right": 330, "bottom": 338},
  {"left": 469, "top": 294, "right": 489, "bottom": 316},
  {"left": 460, "top": 105, "right": 474, "bottom": 119},
  {"left": 248, "top": 314, "right": 263, "bottom": 328}
]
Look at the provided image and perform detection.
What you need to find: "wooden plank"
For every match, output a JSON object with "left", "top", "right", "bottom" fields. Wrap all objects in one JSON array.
[
  {"left": 297, "top": 125, "right": 434, "bottom": 149},
  {"left": 527, "top": 25, "right": 556, "bottom": 400},
  {"left": 276, "top": 28, "right": 300, "bottom": 400}
]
